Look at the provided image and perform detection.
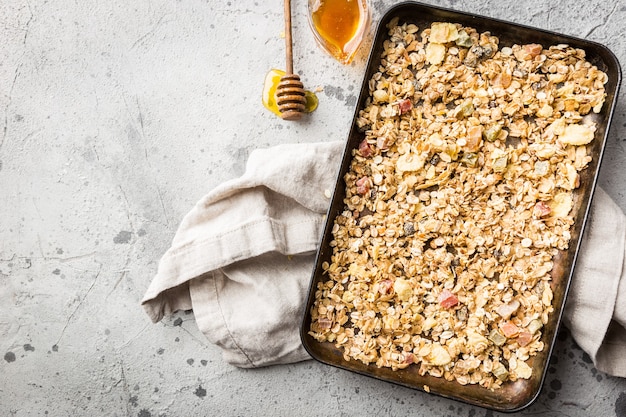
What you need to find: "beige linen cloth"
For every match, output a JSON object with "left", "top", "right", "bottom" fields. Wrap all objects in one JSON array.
[{"left": 142, "top": 141, "right": 626, "bottom": 377}]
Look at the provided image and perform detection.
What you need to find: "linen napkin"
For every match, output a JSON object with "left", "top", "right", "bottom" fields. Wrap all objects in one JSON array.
[{"left": 141, "top": 140, "right": 626, "bottom": 377}]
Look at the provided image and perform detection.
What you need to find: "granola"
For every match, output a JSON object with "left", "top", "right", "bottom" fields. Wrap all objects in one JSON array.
[{"left": 309, "top": 19, "right": 608, "bottom": 390}]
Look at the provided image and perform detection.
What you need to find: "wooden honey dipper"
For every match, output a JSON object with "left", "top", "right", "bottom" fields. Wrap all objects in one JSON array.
[{"left": 276, "top": 0, "right": 307, "bottom": 120}]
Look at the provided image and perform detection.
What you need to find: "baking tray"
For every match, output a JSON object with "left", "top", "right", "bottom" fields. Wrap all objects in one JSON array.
[{"left": 300, "top": 1, "right": 621, "bottom": 412}]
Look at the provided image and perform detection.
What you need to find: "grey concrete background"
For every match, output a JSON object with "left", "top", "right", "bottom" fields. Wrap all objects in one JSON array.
[{"left": 1, "top": 0, "right": 625, "bottom": 416}]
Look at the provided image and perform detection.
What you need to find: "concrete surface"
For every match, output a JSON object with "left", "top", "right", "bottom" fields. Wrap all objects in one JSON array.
[{"left": 1, "top": 0, "right": 625, "bottom": 416}]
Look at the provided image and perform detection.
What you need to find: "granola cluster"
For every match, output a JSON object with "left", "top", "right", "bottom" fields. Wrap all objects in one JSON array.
[{"left": 309, "top": 19, "right": 608, "bottom": 389}]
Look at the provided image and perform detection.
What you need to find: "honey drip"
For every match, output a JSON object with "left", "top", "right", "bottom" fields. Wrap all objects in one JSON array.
[
  {"left": 262, "top": 69, "right": 318, "bottom": 117},
  {"left": 309, "top": 0, "right": 370, "bottom": 64}
]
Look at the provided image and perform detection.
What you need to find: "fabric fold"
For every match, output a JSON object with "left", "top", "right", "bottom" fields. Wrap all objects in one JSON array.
[
  {"left": 142, "top": 141, "right": 342, "bottom": 366},
  {"left": 564, "top": 186, "right": 626, "bottom": 376}
]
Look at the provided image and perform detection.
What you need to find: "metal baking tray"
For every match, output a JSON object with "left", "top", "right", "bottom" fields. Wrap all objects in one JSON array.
[{"left": 301, "top": 1, "right": 621, "bottom": 412}]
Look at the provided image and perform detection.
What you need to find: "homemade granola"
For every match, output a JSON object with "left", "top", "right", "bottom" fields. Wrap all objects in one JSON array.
[{"left": 309, "top": 19, "right": 608, "bottom": 390}]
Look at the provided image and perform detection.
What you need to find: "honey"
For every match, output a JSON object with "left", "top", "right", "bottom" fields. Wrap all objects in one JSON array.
[
  {"left": 262, "top": 69, "right": 318, "bottom": 117},
  {"left": 308, "top": 0, "right": 370, "bottom": 65}
]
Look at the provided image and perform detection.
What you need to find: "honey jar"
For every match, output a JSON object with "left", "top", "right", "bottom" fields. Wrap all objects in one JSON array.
[{"left": 308, "top": 0, "right": 370, "bottom": 65}]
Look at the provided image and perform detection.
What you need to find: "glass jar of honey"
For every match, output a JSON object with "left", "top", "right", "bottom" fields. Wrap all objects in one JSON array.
[{"left": 308, "top": 0, "right": 370, "bottom": 65}]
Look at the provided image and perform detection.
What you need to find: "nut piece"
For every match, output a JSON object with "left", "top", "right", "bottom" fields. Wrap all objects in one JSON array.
[
  {"left": 394, "top": 278, "right": 413, "bottom": 302},
  {"left": 429, "top": 22, "right": 460, "bottom": 43},
  {"left": 425, "top": 42, "right": 446, "bottom": 65},
  {"left": 559, "top": 124, "right": 595, "bottom": 145}
]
